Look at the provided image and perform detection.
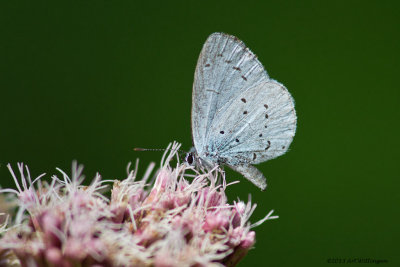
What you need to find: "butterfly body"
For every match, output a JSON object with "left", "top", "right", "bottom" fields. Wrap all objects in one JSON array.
[{"left": 190, "top": 33, "right": 297, "bottom": 190}]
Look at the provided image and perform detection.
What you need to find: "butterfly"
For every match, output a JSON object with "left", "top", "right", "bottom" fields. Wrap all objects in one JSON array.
[{"left": 185, "top": 33, "right": 297, "bottom": 190}]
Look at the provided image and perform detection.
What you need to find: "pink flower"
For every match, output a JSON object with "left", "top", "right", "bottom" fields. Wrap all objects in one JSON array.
[{"left": 0, "top": 142, "right": 278, "bottom": 266}]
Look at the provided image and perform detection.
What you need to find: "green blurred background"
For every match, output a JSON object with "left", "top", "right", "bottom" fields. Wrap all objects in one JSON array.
[{"left": 1, "top": 1, "right": 399, "bottom": 266}]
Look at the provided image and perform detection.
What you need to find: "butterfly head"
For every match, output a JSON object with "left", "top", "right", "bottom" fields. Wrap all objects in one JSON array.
[
  {"left": 184, "top": 147, "right": 197, "bottom": 167},
  {"left": 184, "top": 147, "right": 219, "bottom": 171},
  {"left": 184, "top": 152, "right": 195, "bottom": 166}
]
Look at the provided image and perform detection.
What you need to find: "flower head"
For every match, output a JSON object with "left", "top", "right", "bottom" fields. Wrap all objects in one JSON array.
[{"left": 0, "top": 142, "right": 278, "bottom": 266}]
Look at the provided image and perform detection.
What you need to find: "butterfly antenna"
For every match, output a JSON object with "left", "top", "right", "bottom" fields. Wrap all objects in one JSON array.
[{"left": 133, "top": 147, "right": 186, "bottom": 154}]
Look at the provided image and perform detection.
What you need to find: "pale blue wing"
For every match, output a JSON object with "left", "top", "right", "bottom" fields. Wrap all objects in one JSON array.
[
  {"left": 191, "top": 33, "right": 269, "bottom": 155},
  {"left": 209, "top": 80, "right": 296, "bottom": 165}
]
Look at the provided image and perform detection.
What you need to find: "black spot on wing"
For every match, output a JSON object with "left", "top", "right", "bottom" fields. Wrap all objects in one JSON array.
[{"left": 265, "top": 141, "right": 271, "bottom": 150}]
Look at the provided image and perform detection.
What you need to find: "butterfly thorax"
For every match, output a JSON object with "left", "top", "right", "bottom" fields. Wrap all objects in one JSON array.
[{"left": 185, "top": 147, "right": 219, "bottom": 170}]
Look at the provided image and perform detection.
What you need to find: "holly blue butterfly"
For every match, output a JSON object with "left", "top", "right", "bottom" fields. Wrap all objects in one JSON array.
[{"left": 186, "top": 32, "right": 297, "bottom": 190}]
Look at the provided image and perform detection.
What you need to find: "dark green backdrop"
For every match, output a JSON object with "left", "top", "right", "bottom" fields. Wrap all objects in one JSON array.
[{"left": 1, "top": 1, "right": 399, "bottom": 266}]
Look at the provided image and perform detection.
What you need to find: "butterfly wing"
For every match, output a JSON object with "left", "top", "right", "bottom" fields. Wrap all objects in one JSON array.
[
  {"left": 191, "top": 33, "right": 269, "bottom": 156},
  {"left": 191, "top": 32, "right": 297, "bottom": 190},
  {"left": 210, "top": 79, "right": 297, "bottom": 190},
  {"left": 209, "top": 80, "right": 297, "bottom": 165}
]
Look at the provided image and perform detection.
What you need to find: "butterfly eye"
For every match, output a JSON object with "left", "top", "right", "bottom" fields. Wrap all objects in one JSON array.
[{"left": 185, "top": 153, "right": 195, "bottom": 166}]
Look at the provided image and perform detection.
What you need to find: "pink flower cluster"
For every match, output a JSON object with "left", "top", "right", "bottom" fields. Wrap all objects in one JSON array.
[{"left": 0, "top": 142, "right": 278, "bottom": 267}]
